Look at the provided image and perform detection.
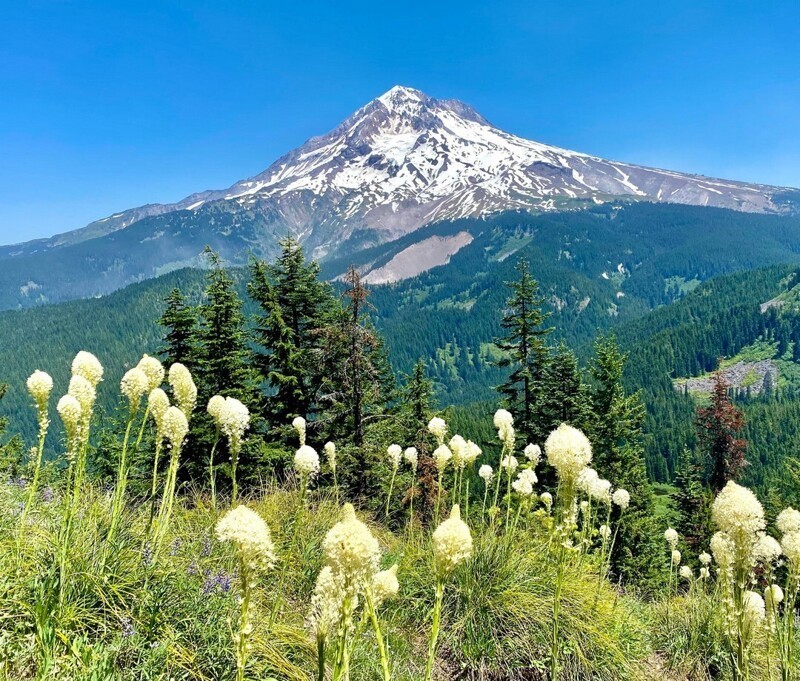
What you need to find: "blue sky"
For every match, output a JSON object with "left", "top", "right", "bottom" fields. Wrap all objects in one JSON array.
[{"left": 1, "top": 0, "right": 798, "bottom": 243}]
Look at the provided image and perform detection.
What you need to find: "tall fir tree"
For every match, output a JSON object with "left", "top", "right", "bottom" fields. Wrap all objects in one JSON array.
[
  {"left": 248, "top": 237, "right": 334, "bottom": 432},
  {"left": 587, "top": 336, "right": 662, "bottom": 585},
  {"left": 158, "top": 288, "right": 198, "bottom": 367},
  {"left": 0, "top": 384, "right": 22, "bottom": 477},
  {"left": 317, "top": 267, "right": 394, "bottom": 490},
  {"left": 696, "top": 369, "right": 747, "bottom": 492},
  {"left": 672, "top": 448, "right": 712, "bottom": 556},
  {"left": 493, "top": 258, "right": 552, "bottom": 443},
  {"left": 538, "top": 341, "right": 591, "bottom": 432}
]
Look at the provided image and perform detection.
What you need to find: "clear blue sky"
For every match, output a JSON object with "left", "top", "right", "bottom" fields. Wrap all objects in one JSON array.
[{"left": 1, "top": 0, "right": 798, "bottom": 243}]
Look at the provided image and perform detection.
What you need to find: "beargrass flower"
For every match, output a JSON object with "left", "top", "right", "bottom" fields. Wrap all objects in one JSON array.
[
  {"left": 711, "top": 481, "right": 765, "bottom": 540},
  {"left": 664, "top": 528, "right": 679, "bottom": 548},
  {"left": 137, "top": 354, "right": 165, "bottom": 392},
  {"left": 754, "top": 533, "right": 782, "bottom": 564},
  {"left": 27, "top": 371, "right": 53, "bottom": 411},
  {"left": 577, "top": 467, "right": 599, "bottom": 494},
  {"left": 479, "top": 464, "right": 494, "bottom": 483},
  {"left": 427, "top": 417, "right": 448, "bottom": 444},
  {"left": 671, "top": 549, "right": 682, "bottom": 566},
  {"left": 57, "top": 394, "right": 82, "bottom": 448},
  {"left": 780, "top": 531, "right": 800, "bottom": 564},
  {"left": 699, "top": 567, "right": 710, "bottom": 580},
  {"left": 207, "top": 394, "right": 226, "bottom": 422},
  {"left": 372, "top": 564, "right": 400, "bottom": 606},
  {"left": 743, "top": 590, "right": 766, "bottom": 622},
  {"left": 294, "top": 445, "right": 320, "bottom": 478},
  {"left": 432, "top": 505, "right": 473, "bottom": 577},
  {"left": 511, "top": 470, "right": 535, "bottom": 496},
  {"left": 161, "top": 406, "right": 188, "bottom": 449},
  {"left": 307, "top": 565, "right": 342, "bottom": 640},
  {"left": 323, "top": 504, "right": 380, "bottom": 590},
  {"left": 590, "top": 478, "right": 612, "bottom": 505},
  {"left": 403, "top": 447, "right": 418, "bottom": 472},
  {"left": 679, "top": 565, "right": 693, "bottom": 580},
  {"left": 168, "top": 363, "right": 197, "bottom": 418},
  {"left": 219, "top": 398, "right": 250, "bottom": 451},
  {"left": 68, "top": 375, "right": 96, "bottom": 416},
  {"left": 292, "top": 416, "right": 307, "bottom": 446},
  {"left": 523, "top": 443, "right": 541, "bottom": 465},
  {"left": 599, "top": 524, "right": 611, "bottom": 541},
  {"left": 324, "top": 442, "right": 337, "bottom": 472},
  {"left": 540, "top": 491, "right": 553, "bottom": 509},
  {"left": 148, "top": 388, "right": 170, "bottom": 434},
  {"left": 765, "top": 583, "right": 784, "bottom": 607},
  {"left": 612, "top": 488, "right": 630, "bottom": 509},
  {"left": 545, "top": 423, "right": 592, "bottom": 483},
  {"left": 121, "top": 367, "right": 149, "bottom": 411},
  {"left": 71, "top": 351, "right": 103, "bottom": 387},
  {"left": 500, "top": 455, "right": 518, "bottom": 472},
  {"left": 433, "top": 444, "right": 452, "bottom": 472},
  {"left": 777, "top": 507, "right": 800, "bottom": 535},
  {"left": 215, "top": 505, "right": 276, "bottom": 571},
  {"left": 387, "top": 444, "right": 402, "bottom": 469},
  {"left": 699, "top": 551, "right": 712, "bottom": 566}
]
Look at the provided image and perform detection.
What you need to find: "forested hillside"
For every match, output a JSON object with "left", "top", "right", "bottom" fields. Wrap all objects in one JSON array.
[{"left": 4, "top": 207, "right": 800, "bottom": 501}]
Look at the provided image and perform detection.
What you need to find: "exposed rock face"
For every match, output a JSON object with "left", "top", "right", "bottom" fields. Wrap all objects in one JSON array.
[
  {"left": 361, "top": 232, "right": 474, "bottom": 284},
  {"left": 676, "top": 360, "right": 778, "bottom": 395}
]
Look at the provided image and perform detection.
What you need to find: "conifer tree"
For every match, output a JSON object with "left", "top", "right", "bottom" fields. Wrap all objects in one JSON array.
[
  {"left": 317, "top": 267, "right": 394, "bottom": 471},
  {"left": 696, "top": 369, "right": 747, "bottom": 492},
  {"left": 587, "top": 336, "right": 662, "bottom": 584},
  {"left": 0, "top": 384, "right": 22, "bottom": 477},
  {"left": 493, "top": 258, "right": 552, "bottom": 443},
  {"left": 539, "top": 341, "right": 591, "bottom": 432},
  {"left": 158, "top": 288, "right": 197, "bottom": 367},
  {"left": 248, "top": 238, "right": 334, "bottom": 430},
  {"left": 672, "top": 448, "right": 712, "bottom": 555}
]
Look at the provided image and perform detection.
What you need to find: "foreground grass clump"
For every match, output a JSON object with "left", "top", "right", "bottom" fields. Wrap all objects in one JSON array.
[{"left": 4, "top": 349, "right": 800, "bottom": 680}]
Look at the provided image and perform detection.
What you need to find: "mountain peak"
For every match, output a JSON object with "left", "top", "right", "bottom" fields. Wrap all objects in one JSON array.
[{"left": 377, "top": 85, "right": 427, "bottom": 106}]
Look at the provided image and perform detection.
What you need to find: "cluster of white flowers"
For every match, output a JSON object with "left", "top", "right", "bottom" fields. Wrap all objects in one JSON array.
[
  {"left": 149, "top": 388, "right": 170, "bottom": 435},
  {"left": 679, "top": 565, "right": 693, "bottom": 580},
  {"left": 215, "top": 505, "right": 276, "bottom": 572},
  {"left": 540, "top": 491, "right": 553, "bottom": 510},
  {"left": 371, "top": 564, "right": 400, "bottom": 607},
  {"left": 162, "top": 406, "right": 189, "bottom": 449},
  {"left": 306, "top": 566, "right": 342, "bottom": 640},
  {"left": 754, "top": 533, "right": 782, "bottom": 565},
  {"left": 210, "top": 397, "right": 250, "bottom": 453},
  {"left": 137, "top": 354, "right": 164, "bottom": 392},
  {"left": 120, "top": 367, "right": 149, "bottom": 410},
  {"left": 500, "top": 455, "right": 518, "bottom": 472},
  {"left": 464, "top": 440, "right": 482, "bottom": 467},
  {"left": 322, "top": 504, "right": 381, "bottom": 590},
  {"left": 712, "top": 481, "right": 766, "bottom": 542},
  {"left": 68, "top": 375, "right": 96, "bottom": 418},
  {"left": 387, "top": 444, "right": 403, "bottom": 469},
  {"left": 57, "top": 394, "right": 82, "bottom": 448},
  {"left": 478, "top": 464, "right": 494, "bottom": 484},
  {"left": 432, "top": 505, "right": 473, "bottom": 577},
  {"left": 545, "top": 423, "right": 592, "bottom": 483},
  {"left": 777, "top": 507, "right": 800, "bottom": 535},
  {"left": 71, "top": 351, "right": 104, "bottom": 387},
  {"left": 599, "top": 524, "right": 611, "bottom": 541},
  {"left": 295, "top": 445, "right": 321, "bottom": 478},
  {"left": 433, "top": 444, "right": 453, "bottom": 473},
  {"left": 449, "top": 435, "right": 468, "bottom": 468},
  {"left": 781, "top": 530, "right": 800, "bottom": 565},
  {"left": 168, "top": 363, "right": 197, "bottom": 418},
  {"left": 710, "top": 531, "right": 735, "bottom": 569},
  {"left": 403, "top": 447, "right": 418, "bottom": 472},
  {"left": 324, "top": 442, "right": 337, "bottom": 473},
  {"left": 765, "top": 583, "right": 784, "bottom": 608},
  {"left": 612, "top": 488, "right": 630, "bottom": 510},
  {"left": 27, "top": 370, "right": 53, "bottom": 412},
  {"left": 493, "top": 409, "right": 515, "bottom": 451},
  {"left": 699, "top": 552, "right": 712, "bottom": 566},
  {"left": 523, "top": 443, "right": 541, "bottom": 466},
  {"left": 664, "top": 528, "right": 679, "bottom": 548},
  {"left": 671, "top": 549, "right": 682, "bottom": 566},
  {"left": 743, "top": 590, "right": 766, "bottom": 623},
  {"left": 511, "top": 468, "right": 537, "bottom": 496},
  {"left": 589, "top": 478, "right": 612, "bottom": 505},
  {"left": 699, "top": 567, "right": 710, "bottom": 580},
  {"left": 292, "top": 416, "right": 307, "bottom": 446},
  {"left": 427, "top": 417, "right": 448, "bottom": 445}
]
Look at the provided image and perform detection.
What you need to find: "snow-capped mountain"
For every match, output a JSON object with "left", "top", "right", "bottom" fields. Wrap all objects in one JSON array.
[{"left": 3, "top": 86, "right": 796, "bottom": 261}]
